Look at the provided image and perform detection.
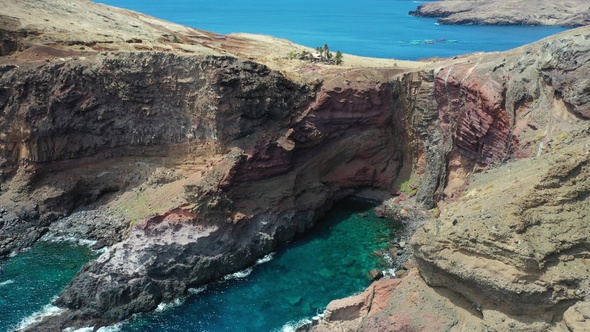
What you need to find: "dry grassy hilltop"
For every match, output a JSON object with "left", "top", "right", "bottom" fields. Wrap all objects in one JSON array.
[{"left": 1, "top": 0, "right": 589, "bottom": 331}]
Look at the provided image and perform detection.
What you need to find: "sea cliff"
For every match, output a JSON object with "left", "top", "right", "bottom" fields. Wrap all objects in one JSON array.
[{"left": 1, "top": 0, "right": 589, "bottom": 331}]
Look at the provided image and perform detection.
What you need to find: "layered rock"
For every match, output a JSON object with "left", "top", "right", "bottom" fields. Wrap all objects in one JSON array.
[
  {"left": 413, "top": 142, "right": 590, "bottom": 331},
  {"left": 429, "top": 29, "right": 590, "bottom": 200},
  {"left": 0, "top": 51, "right": 311, "bottom": 257},
  {"left": 410, "top": 0, "right": 590, "bottom": 27},
  {"left": 2, "top": 0, "right": 590, "bottom": 331},
  {"left": 320, "top": 26, "right": 590, "bottom": 332},
  {"left": 47, "top": 78, "right": 409, "bottom": 327},
  {"left": 2, "top": 2, "right": 428, "bottom": 328},
  {"left": 313, "top": 269, "right": 482, "bottom": 332}
]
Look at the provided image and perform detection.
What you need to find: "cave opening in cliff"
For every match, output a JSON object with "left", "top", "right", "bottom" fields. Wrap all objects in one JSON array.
[{"left": 107, "top": 197, "right": 399, "bottom": 331}]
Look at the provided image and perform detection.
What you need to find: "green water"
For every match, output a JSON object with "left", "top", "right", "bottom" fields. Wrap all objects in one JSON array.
[
  {"left": 0, "top": 240, "right": 99, "bottom": 331},
  {"left": 120, "top": 200, "right": 395, "bottom": 331},
  {"left": 1, "top": 200, "right": 395, "bottom": 331}
]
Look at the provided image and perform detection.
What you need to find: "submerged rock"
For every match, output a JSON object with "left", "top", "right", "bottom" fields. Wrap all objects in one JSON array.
[{"left": 367, "top": 269, "right": 383, "bottom": 281}]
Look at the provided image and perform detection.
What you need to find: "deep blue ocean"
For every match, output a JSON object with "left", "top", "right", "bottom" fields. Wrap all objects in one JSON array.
[{"left": 97, "top": 0, "right": 566, "bottom": 60}]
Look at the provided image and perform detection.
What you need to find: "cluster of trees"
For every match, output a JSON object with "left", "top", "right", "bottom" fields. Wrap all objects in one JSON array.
[{"left": 288, "top": 44, "right": 343, "bottom": 65}]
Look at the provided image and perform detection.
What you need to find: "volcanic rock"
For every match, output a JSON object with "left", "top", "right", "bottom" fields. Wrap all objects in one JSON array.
[
  {"left": 410, "top": 0, "right": 590, "bottom": 27},
  {"left": 1, "top": 0, "right": 590, "bottom": 331}
]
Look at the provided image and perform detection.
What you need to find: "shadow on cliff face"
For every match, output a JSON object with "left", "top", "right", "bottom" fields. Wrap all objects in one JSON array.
[
  {"left": 5, "top": 20, "right": 590, "bottom": 332},
  {"left": 0, "top": 46, "right": 431, "bottom": 329},
  {"left": 312, "top": 26, "right": 590, "bottom": 332},
  {"left": 42, "top": 74, "right": 416, "bottom": 329}
]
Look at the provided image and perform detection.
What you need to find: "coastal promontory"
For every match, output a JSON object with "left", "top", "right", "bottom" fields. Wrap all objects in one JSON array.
[
  {"left": 1, "top": 0, "right": 589, "bottom": 331},
  {"left": 410, "top": 0, "right": 590, "bottom": 27}
]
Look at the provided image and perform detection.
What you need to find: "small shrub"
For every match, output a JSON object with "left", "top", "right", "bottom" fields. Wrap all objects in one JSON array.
[{"left": 399, "top": 177, "right": 419, "bottom": 196}]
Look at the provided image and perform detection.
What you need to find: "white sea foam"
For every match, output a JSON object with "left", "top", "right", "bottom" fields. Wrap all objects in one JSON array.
[
  {"left": 255, "top": 252, "right": 275, "bottom": 265},
  {"left": 155, "top": 297, "right": 186, "bottom": 312},
  {"left": 63, "top": 327, "right": 94, "bottom": 332},
  {"left": 274, "top": 318, "right": 312, "bottom": 332},
  {"left": 0, "top": 279, "right": 15, "bottom": 287},
  {"left": 63, "top": 324, "right": 122, "bottom": 332},
  {"left": 383, "top": 268, "right": 397, "bottom": 278},
  {"left": 223, "top": 266, "right": 253, "bottom": 280},
  {"left": 188, "top": 285, "right": 207, "bottom": 295},
  {"left": 40, "top": 234, "right": 98, "bottom": 248},
  {"left": 96, "top": 324, "right": 123, "bottom": 332},
  {"left": 15, "top": 300, "right": 64, "bottom": 331},
  {"left": 380, "top": 251, "right": 398, "bottom": 278},
  {"left": 94, "top": 246, "right": 109, "bottom": 255}
]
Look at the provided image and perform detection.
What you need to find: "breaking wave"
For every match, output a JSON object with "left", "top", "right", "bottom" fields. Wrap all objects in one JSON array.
[
  {"left": 63, "top": 323, "right": 122, "bottom": 332},
  {"left": 188, "top": 285, "right": 207, "bottom": 295},
  {"left": 0, "top": 279, "right": 15, "bottom": 287},
  {"left": 223, "top": 266, "right": 254, "bottom": 280},
  {"left": 155, "top": 297, "right": 186, "bottom": 312},
  {"left": 256, "top": 252, "right": 275, "bottom": 265},
  {"left": 40, "top": 234, "right": 98, "bottom": 248},
  {"left": 222, "top": 252, "right": 276, "bottom": 281},
  {"left": 15, "top": 300, "right": 64, "bottom": 331},
  {"left": 274, "top": 318, "right": 312, "bottom": 332}
]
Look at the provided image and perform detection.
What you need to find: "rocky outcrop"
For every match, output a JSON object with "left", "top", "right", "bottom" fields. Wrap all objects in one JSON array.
[
  {"left": 2, "top": 1, "right": 428, "bottom": 329},
  {"left": 413, "top": 142, "right": 590, "bottom": 331},
  {"left": 0, "top": 51, "right": 311, "bottom": 257},
  {"left": 3, "top": 1, "right": 590, "bottom": 331},
  {"left": 313, "top": 269, "right": 482, "bottom": 331},
  {"left": 429, "top": 29, "right": 590, "bottom": 200},
  {"left": 410, "top": 0, "right": 590, "bottom": 27},
  {"left": 313, "top": 26, "right": 590, "bottom": 332},
  {"left": 563, "top": 301, "right": 590, "bottom": 332},
  {"left": 43, "top": 76, "right": 410, "bottom": 327}
]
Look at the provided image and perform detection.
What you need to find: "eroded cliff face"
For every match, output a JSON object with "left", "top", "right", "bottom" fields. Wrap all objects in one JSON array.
[
  {"left": 47, "top": 77, "right": 410, "bottom": 327},
  {"left": 422, "top": 30, "right": 590, "bottom": 202},
  {"left": 1, "top": 9, "right": 422, "bottom": 326},
  {"left": 314, "top": 27, "right": 590, "bottom": 332},
  {"left": 0, "top": 51, "right": 311, "bottom": 257},
  {"left": 2, "top": 1, "right": 590, "bottom": 331},
  {"left": 1, "top": 1, "right": 431, "bottom": 329},
  {"left": 409, "top": 31, "right": 590, "bottom": 331}
]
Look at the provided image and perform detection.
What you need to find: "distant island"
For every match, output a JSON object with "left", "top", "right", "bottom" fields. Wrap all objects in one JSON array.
[{"left": 410, "top": 0, "right": 590, "bottom": 27}]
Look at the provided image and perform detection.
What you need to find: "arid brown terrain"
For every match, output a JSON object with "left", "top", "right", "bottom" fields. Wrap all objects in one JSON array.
[
  {"left": 1, "top": 0, "right": 589, "bottom": 331},
  {"left": 410, "top": 0, "right": 590, "bottom": 27}
]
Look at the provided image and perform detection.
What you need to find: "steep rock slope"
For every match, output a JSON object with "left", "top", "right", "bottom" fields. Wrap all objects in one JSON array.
[
  {"left": 1, "top": 1, "right": 428, "bottom": 329},
  {"left": 0, "top": 51, "right": 311, "bottom": 256},
  {"left": 314, "top": 27, "right": 590, "bottom": 332},
  {"left": 2, "top": 0, "right": 589, "bottom": 331},
  {"left": 413, "top": 142, "right": 590, "bottom": 331},
  {"left": 49, "top": 77, "right": 409, "bottom": 327}
]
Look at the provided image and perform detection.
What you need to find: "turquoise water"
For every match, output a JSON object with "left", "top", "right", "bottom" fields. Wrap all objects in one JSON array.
[
  {"left": 0, "top": 240, "right": 99, "bottom": 331},
  {"left": 97, "top": 0, "right": 567, "bottom": 59},
  {"left": 1, "top": 202, "right": 394, "bottom": 331},
  {"left": 117, "top": 200, "right": 394, "bottom": 331}
]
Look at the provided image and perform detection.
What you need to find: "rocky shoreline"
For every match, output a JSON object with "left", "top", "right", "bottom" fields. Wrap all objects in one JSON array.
[
  {"left": 1, "top": 0, "right": 590, "bottom": 331},
  {"left": 409, "top": 0, "right": 590, "bottom": 27}
]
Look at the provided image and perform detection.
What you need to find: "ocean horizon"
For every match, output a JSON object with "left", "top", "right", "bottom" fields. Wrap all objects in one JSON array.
[{"left": 97, "top": 0, "right": 567, "bottom": 60}]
